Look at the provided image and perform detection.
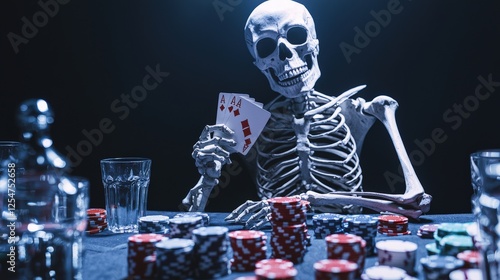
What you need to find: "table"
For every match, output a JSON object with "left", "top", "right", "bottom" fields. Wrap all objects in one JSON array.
[{"left": 82, "top": 211, "right": 475, "bottom": 280}]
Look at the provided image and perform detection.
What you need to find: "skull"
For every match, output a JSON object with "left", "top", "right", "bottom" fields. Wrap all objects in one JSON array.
[{"left": 244, "top": 0, "right": 321, "bottom": 98}]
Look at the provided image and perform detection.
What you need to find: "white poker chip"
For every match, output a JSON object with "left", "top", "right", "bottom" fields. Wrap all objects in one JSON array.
[
  {"left": 375, "top": 240, "right": 418, "bottom": 252},
  {"left": 449, "top": 268, "right": 483, "bottom": 280},
  {"left": 139, "top": 215, "right": 170, "bottom": 223},
  {"left": 363, "top": 265, "right": 408, "bottom": 280}
]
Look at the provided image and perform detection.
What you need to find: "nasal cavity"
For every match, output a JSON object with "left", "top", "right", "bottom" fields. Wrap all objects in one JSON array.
[{"left": 279, "top": 43, "right": 293, "bottom": 61}]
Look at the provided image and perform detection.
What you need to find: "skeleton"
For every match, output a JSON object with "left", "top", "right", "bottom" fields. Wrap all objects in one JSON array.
[{"left": 182, "top": 0, "right": 432, "bottom": 228}]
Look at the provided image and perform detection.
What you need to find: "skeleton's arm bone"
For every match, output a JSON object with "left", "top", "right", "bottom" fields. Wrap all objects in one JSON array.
[{"left": 304, "top": 191, "right": 424, "bottom": 220}]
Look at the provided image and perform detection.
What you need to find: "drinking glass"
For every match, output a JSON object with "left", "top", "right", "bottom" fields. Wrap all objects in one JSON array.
[
  {"left": 471, "top": 149, "right": 500, "bottom": 280},
  {"left": 6, "top": 173, "right": 89, "bottom": 279},
  {"left": 100, "top": 157, "right": 151, "bottom": 233}
]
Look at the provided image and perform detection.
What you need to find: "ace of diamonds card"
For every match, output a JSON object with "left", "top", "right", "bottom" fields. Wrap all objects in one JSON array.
[{"left": 215, "top": 92, "right": 270, "bottom": 155}]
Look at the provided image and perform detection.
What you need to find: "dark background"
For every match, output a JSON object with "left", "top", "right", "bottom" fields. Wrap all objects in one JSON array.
[{"left": 1, "top": 0, "right": 499, "bottom": 215}]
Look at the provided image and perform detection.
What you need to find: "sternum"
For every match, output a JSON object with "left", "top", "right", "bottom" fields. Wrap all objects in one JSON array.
[{"left": 293, "top": 116, "right": 312, "bottom": 186}]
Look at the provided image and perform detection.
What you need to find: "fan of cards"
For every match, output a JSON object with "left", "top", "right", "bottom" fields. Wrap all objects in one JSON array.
[{"left": 215, "top": 92, "right": 271, "bottom": 155}]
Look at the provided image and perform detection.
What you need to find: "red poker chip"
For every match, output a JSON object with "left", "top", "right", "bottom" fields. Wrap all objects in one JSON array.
[
  {"left": 325, "top": 234, "right": 363, "bottom": 244},
  {"left": 314, "top": 259, "right": 358, "bottom": 274},
  {"left": 87, "top": 208, "right": 106, "bottom": 217},
  {"left": 378, "top": 230, "right": 412, "bottom": 236},
  {"left": 418, "top": 224, "right": 439, "bottom": 234},
  {"left": 255, "top": 259, "right": 294, "bottom": 269},
  {"left": 377, "top": 227, "right": 408, "bottom": 234},
  {"left": 128, "top": 233, "right": 165, "bottom": 244},
  {"left": 229, "top": 230, "right": 265, "bottom": 240},
  {"left": 378, "top": 214, "right": 408, "bottom": 224},
  {"left": 457, "top": 250, "right": 480, "bottom": 268},
  {"left": 267, "top": 197, "right": 301, "bottom": 205},
  {"left": 88, "top": 214, "right": 107, "bottom": 220},
  {"left": 255, "top": 259, "right": 297, "bottom": 280}
]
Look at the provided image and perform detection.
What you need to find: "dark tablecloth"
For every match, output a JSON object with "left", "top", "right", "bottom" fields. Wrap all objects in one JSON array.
[{"left": 82, "top": 211, "right": 475, "bottom": 280}]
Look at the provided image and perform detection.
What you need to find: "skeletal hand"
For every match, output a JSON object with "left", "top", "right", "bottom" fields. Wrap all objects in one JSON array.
[
  {"left": 224, "top": 199, "right": 271, "bottom": 229},
  {"left": 182, "top": 124, "right": 236, "bottom": 212},
  {"left": 192, "top": 124, "right": 236, "bottom": 181}
]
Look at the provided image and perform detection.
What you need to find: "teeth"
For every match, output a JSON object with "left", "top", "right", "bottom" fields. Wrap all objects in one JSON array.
[
  {"left": 278, "top": 69, "right": 309, "bottom": 87},
  {"left": 278, "top": 66, "right": 308, "bottom": 82}
]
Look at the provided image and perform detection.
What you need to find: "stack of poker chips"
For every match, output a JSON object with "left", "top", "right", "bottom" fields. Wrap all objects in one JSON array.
[
  {"left": 173, "top": 212, "right": 210, "bottom": 226},
  {"left": 85, "top": 208, "right": 107, "bottom": 234},
  {"left": 456, "top": 250, "right": 480, "bottom": 268},
  {"left": 325, "top": 233, "right": 366, "bottom": 277},
  {"left": 192, "top": 226, "right": 230, "bottom": 279},
  {"left": 425, "top": 222, "right": 475, "bottom": 256},
  {"left": 254, "top": 259, "right": 298, "bottom": 280},
  {"left": 342, "top": 214, "right": 378, "bottom": 255},
  {"left": 377, "top": 214, "right": 411, "bottom": 236},
  {"left": 169, "top": 215, "right": 203, "bottom": 239},
  {"left": 127, "top": 233, "right": 166, "bottom": 279},
  {"left": 417, "top": 223, "right": 440, "bottom": 239},
  {"left": 420, "top": 255, "right": 464, "bottom": 280},
  {"left": 229, "top": 230, "right": 268, "bottom": 272},
  {"left": 314, "top": 259, "right": 358, "bottom": 280},
  {"left": 138, "top": 215, "right": 170, "bottom": 234},
  {"left": 267, "top": 197, "right": 308, "bottom": 264},
  {"left": 312, "top": 213, "right": 345, "bottom": 239},
  {"left": 155, "top": 238, "right": 196, "bottom": 279},
  {"left": 376, "top": 239, "right": 418, "bottom": 275}
]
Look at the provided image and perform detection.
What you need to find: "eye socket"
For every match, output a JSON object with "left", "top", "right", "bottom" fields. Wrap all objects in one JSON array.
[
  {"left": 287, "top": 26, "right": 308, "bottom": 45},
  {"left": 256, "top": 37, "right": 277, "bottom": 58}
]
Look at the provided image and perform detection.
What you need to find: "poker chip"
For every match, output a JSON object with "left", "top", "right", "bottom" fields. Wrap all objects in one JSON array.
[
  {"left": 362, "top": 265, "right": 409, "bottom": 280},
  {"left": 314, "top": 259, "right": 358, "bottom": 280},
  {"left": 192, "top": 226, "right": 230, "bottom": 278},
  {"left": 376, "top": 240, "right": 418, "bottom": 274},
  {"left": 425, "top": 242, "right": 440, "bottom": 255},
  {"left": 325, "top": 233, "right": 366, "bottom": 277},
  {"left": 267, "top": 196, "right": 309, "bottom": 264},
  {"left": 343, "top": 214, "right": 378, "bottom": 255},
  {"left": 85, "top": 208, "right": 107, "bottom": 234},
  {"left": 417, "top": 224, "right": 439, "bottom": 239},
  {"left": 155, "top": 238, "right": 196, "bottom": 279},
  {"left": 456, "top": 250, "right": 480, "bottom": 268},
  {"left": 127, "top": 233, "right": 166, "bottom": 279},
  {"left": 169, "top": 216, "right": 203, "bottom": 239},
  {"left": 173, "top": 212, "right": 210, "bottom": 226},
  {"left": 229, "top": 230, "right": 267, "bottom": 272},
  {"left": 435, "top": 223, "right": 473, "bottom": 239},
  {"left": 87, "top": 208, "right": 107, "bottom": 217},
  {"left": 439, "top": 234, "right": 474, "bottom": 256},
  {"left": 138, "top": 215, "right": 170, "bottom": 234},
  {"left": 420, "top": 255, "right": 465, "bottom": 280},
  {"left": 377, "top": 214, "right": 410, "bottom": 237},
  {"left": 429, "top": 222, "right": 476, "bottom": 255},
  {"left": 254, "top": 258, "right": 297, "bottom": 280},
  {"left": 312, "top": 213, "right": 345, "bottom": 239},
  {"left": 449, "top": 268, "right": 483, "bottom": 280}
]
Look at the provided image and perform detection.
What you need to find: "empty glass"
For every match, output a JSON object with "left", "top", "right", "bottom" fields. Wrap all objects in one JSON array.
[{"left": 100, "top": 157, "right": 151, "bottom": 233}]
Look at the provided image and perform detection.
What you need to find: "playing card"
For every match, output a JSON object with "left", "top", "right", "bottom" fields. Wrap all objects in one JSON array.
[
  {"left": 216, "top": 92, "right": 232, "bottom": 124},
  {"left": 224, "top": 94, "right": 271, "bottom": 155},
  {"left": 216, "top": 92, "right": 252, "bottom": 124}
]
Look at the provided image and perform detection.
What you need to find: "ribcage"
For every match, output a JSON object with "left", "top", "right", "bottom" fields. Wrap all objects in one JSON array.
[{"left": 254, "top": 96, "right": 363, "bottom": 212}]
